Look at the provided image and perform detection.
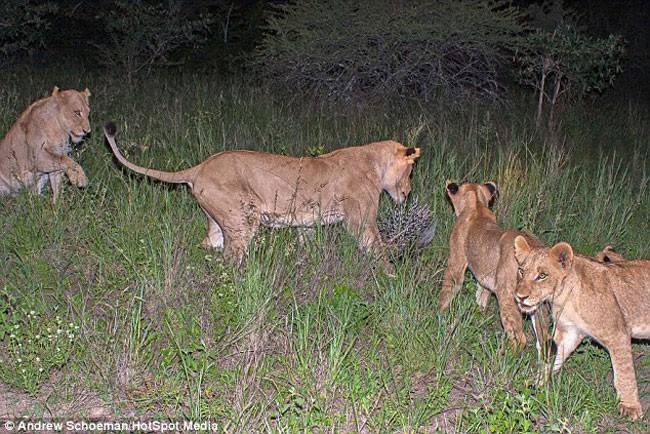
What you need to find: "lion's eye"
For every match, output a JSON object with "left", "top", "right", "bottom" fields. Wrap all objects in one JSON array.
[
  {"left": 74, "top": 110, "right": 82, "bottom": 117},
  {"left": 535, "top": 273, "right": 547, "bottom": 281}
]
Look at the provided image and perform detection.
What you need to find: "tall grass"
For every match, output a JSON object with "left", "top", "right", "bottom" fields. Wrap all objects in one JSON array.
[{"left": 0, "top": 66, "right": 648, "bottom": 432}]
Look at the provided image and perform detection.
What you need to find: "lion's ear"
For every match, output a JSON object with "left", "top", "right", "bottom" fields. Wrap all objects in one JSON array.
[
  {"left": 514, "top": 235, "right": 531, "bottom": 264},
  {"left": 482, "top": 181, "right": 498, "bottom": 206},
  {"left": 484, "top": 182, "right": 497, "bottom": 196},
  {"left": 445, "top": 179, "right": 459, "bottom": 195},
  {"left": 401, "top": 146, "right": 420, "bottom": 164},
  {"left": 550, "top": 242, "right": 574, "bottom": 270},
  {"left": 82, "top": 88, "right": 91, "bottom": 103},
  {"left": 51, "top": 86, "right": 60, "bottom": 96}
]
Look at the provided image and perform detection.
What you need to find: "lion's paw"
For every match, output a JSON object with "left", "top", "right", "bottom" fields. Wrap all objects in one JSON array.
[
  {"left": 71, "top": 168, "right": 88, "bottom": 188},
  {"left": 619, "top": 402, "right": 643, "bottom": 420}
]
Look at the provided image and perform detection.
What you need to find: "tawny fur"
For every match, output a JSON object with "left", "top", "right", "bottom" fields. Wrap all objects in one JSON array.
[
  {"left": 439, "top": 180, "right": 547, "bottom": 350},
  {"left": 0, "top": 87, "right": 91, "bottom": 203},
  {"left": 514, "top": 236, "right": 650, "bottom": 420},
  {"left": 104, "top": 122, "right": 420, "bottom": 270}
]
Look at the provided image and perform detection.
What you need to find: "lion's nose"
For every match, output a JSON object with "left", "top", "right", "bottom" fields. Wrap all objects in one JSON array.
[{"left": 515, "top": 293, "right": 527, "bottom": 304}]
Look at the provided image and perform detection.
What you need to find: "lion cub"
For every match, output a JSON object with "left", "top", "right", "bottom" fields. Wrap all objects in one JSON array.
[
  {"left": 514, "top": 236, "right": 650, "bottom": 420},
  {"left": 0, "top": 87, "right": 91, "bottom": 202},
  {"left": 439, "top": 181, "right": 546, "bottom": 349}
]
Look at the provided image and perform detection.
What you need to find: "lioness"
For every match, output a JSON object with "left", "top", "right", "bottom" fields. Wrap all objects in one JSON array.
[
  {"left": 514, "top": 236, "right": 650, "bottom": 420},
  {"left": 103, "top": 122, "right": 420, "bottom": 269},
  {"left": 0, "top": 86, "right": 91, "bottom": 202},
  {"left": 439, "top": 181, "right": 548, "bottom": 350}
]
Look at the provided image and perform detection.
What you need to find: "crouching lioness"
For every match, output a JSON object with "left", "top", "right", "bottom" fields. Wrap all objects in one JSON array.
[
  {"left": 439, "top": 181, "right": 548, "bottom": 350},
  {"left": 104, "top": 123, "right": 420, "bottom": 270},
  {"left": 514, "top": 236, "right": 650, "bottom": 420},
  {"left": 0, "top": 87, "right": 91, "bottom": 202}
]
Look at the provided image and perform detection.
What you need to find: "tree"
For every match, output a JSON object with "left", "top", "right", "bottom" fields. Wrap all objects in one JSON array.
[
  {"left": 252, "top": 0, "right": 523, "bottom": 106},
  {"left": 0, "top": 0, "right": 57, "bottom": 62},
  {"left": 95, "top": 0, "right": 213, "bottom": 79},
  {"left": 514, "top": 2, "right": 625, "bottom": 131}
]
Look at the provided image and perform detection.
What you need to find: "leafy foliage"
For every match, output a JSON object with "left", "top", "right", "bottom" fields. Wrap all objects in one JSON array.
[
  {"left": 0, "top": 307, "right": 79, "bottom": 396},
  {"left": 94, "top": 0, "right": 213, "bottom": 79},
  {"left": 514, "top": 22, "right": 625, "bottom": 129},
  {"left": 252, "top": 0, "right": 523, "bottom": 106},
  {"left": 0, "top": 0, "right": 57, "bottom": 61}
]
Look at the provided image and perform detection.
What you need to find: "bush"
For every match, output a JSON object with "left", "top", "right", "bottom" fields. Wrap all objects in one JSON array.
[
  {"left": 252, "top": 0, "right": 523, "bottom": 106},
  {"left": 95, "top": 0, "right": 213, "bottom": 79},
  {"left": 0, "top": 0, "right": 57, "bottom": 62}
]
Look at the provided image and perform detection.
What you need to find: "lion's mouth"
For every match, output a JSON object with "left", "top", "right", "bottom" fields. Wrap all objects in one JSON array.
[
  {"left": 70, "top": 130, "right": 88, "bottom": 143},
  {"left": 516, "top": 300, "right": 539, "bottom": 315}
]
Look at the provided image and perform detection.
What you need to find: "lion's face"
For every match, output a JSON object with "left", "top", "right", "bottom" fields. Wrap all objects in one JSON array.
[
  {"left": 445, "top": 180, "right": 497, "bottom": 215},
  {"left": 53, "top": 87, "right": 91, "bottom": 144},
  {"left": 382, "top": 145, "right": 420, "bottom": 204},
  {"left": 514, "top": 236, "right": 574, "bottom": 314}
]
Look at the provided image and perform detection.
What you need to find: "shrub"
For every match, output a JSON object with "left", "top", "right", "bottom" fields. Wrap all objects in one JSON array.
[
  {"left": 0, "top": 0, "right": 57, "bottom": 62},
  {"left": 252, "top": 0, "right": 523, "bottom": 106},
  {"left": 94, "top": 0, "right": 213, "bottom": 79}
]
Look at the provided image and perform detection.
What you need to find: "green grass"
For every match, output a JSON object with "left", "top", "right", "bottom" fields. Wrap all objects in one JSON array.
[{"left": 0, "top": 65, "right": 649, "bottom": 433}]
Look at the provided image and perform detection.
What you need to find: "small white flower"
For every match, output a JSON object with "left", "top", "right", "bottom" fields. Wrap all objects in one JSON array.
[
  {"left": 39, "top": 368, "right": 44, "bottom": 372},
  {"left": 36, "top": 357, "right": 41, "bottom": 362}
]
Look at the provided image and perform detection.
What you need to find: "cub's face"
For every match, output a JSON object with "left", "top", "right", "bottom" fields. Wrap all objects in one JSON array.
[
  {"left": 383, "top": 144, "right": 420, "bottom": 204},
  {"left": 514, "top": 236, "right": 574, "bottom": 314},
  {"left": 445, "top": 180, "right": 497, "bottom": 216},
  {"left": 54, "top": 88, "right": 91, "bottom": 144}
]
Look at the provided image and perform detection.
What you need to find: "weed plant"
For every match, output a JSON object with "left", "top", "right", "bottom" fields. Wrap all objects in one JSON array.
[{"left": 0, "top": 64, "right": 648, "bottom": 432}]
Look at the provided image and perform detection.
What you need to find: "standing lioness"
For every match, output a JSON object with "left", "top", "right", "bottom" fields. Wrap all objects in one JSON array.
[
  {"left": 514, "top": 236, "right": 650, "bottom": 420},
  {"left": 104, "top": 123, "right": 420, "bottom": 269},
  {"left": 439, "top": 181, "right": 547, "bottom": 350},
  {"left": 0, "top": 86, "right": 91, "bottom": 202}
]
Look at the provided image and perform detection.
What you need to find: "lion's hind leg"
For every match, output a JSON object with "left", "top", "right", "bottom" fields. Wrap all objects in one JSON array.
[
  {"left": 201, "top": 210, "right": 224, "bottom": 250},
  {"left": 475, "top": 283, "right": 491, "bottom": 310}
]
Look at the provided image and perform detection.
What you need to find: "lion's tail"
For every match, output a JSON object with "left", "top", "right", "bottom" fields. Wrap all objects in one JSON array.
[{"left": 103, "top": 122, "right": 198, "bottom": 186}]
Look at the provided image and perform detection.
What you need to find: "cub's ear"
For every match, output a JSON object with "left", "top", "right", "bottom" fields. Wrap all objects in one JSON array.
[
  {"left": 445, "top": 179, "right": 459, "bottom": 195},
  {"left": 484, "top": 182, "right": 497, "bottom": 197},
  {"left": 598, "top": 245, "right": 625, "bottom": 263},
  {"left": 476, "top": 181, "right": 497, "bottom": 207},
  {"left": 402, "top": 146, "right": 421, "bottom": 163},
  {"left": 550, "top": 242, "right": 574, "bottom": 270},
  {"left": 483, "top": 181, "right": 498, "bottom": 206},
  {"left": 82, "top": 88, "right": 91, "bottom": 103},
  {"left": 514, "top": 235, "right": 531, "bottom": 264},
  {"left": 51, "top": 86, "right": 60, "bottom": 96}
]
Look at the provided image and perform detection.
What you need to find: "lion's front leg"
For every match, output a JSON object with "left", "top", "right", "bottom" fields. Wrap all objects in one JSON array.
[
  {"left": 552, "top": 325, "right": 584, "bottom": 373},
  {"left": 38, "top": 150, "right": 87, "bottom": 190},
  {"left": 603, "top": 334, "right": 643, "bottom": 420},
  {"left": 347, "top": 211, "right": 394, "bottom": 274},
  {"left": 48, "top": 171, "right": 65, "bottom": 203},
  {"left": 63, "top": 159, "right": 88, "bottom": 188},
  {"left": 494, "top": 265, "right": 527, "bottom": 349},
  {"left": 531, "top": 304, "right": 554, "bottom": 385}
]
